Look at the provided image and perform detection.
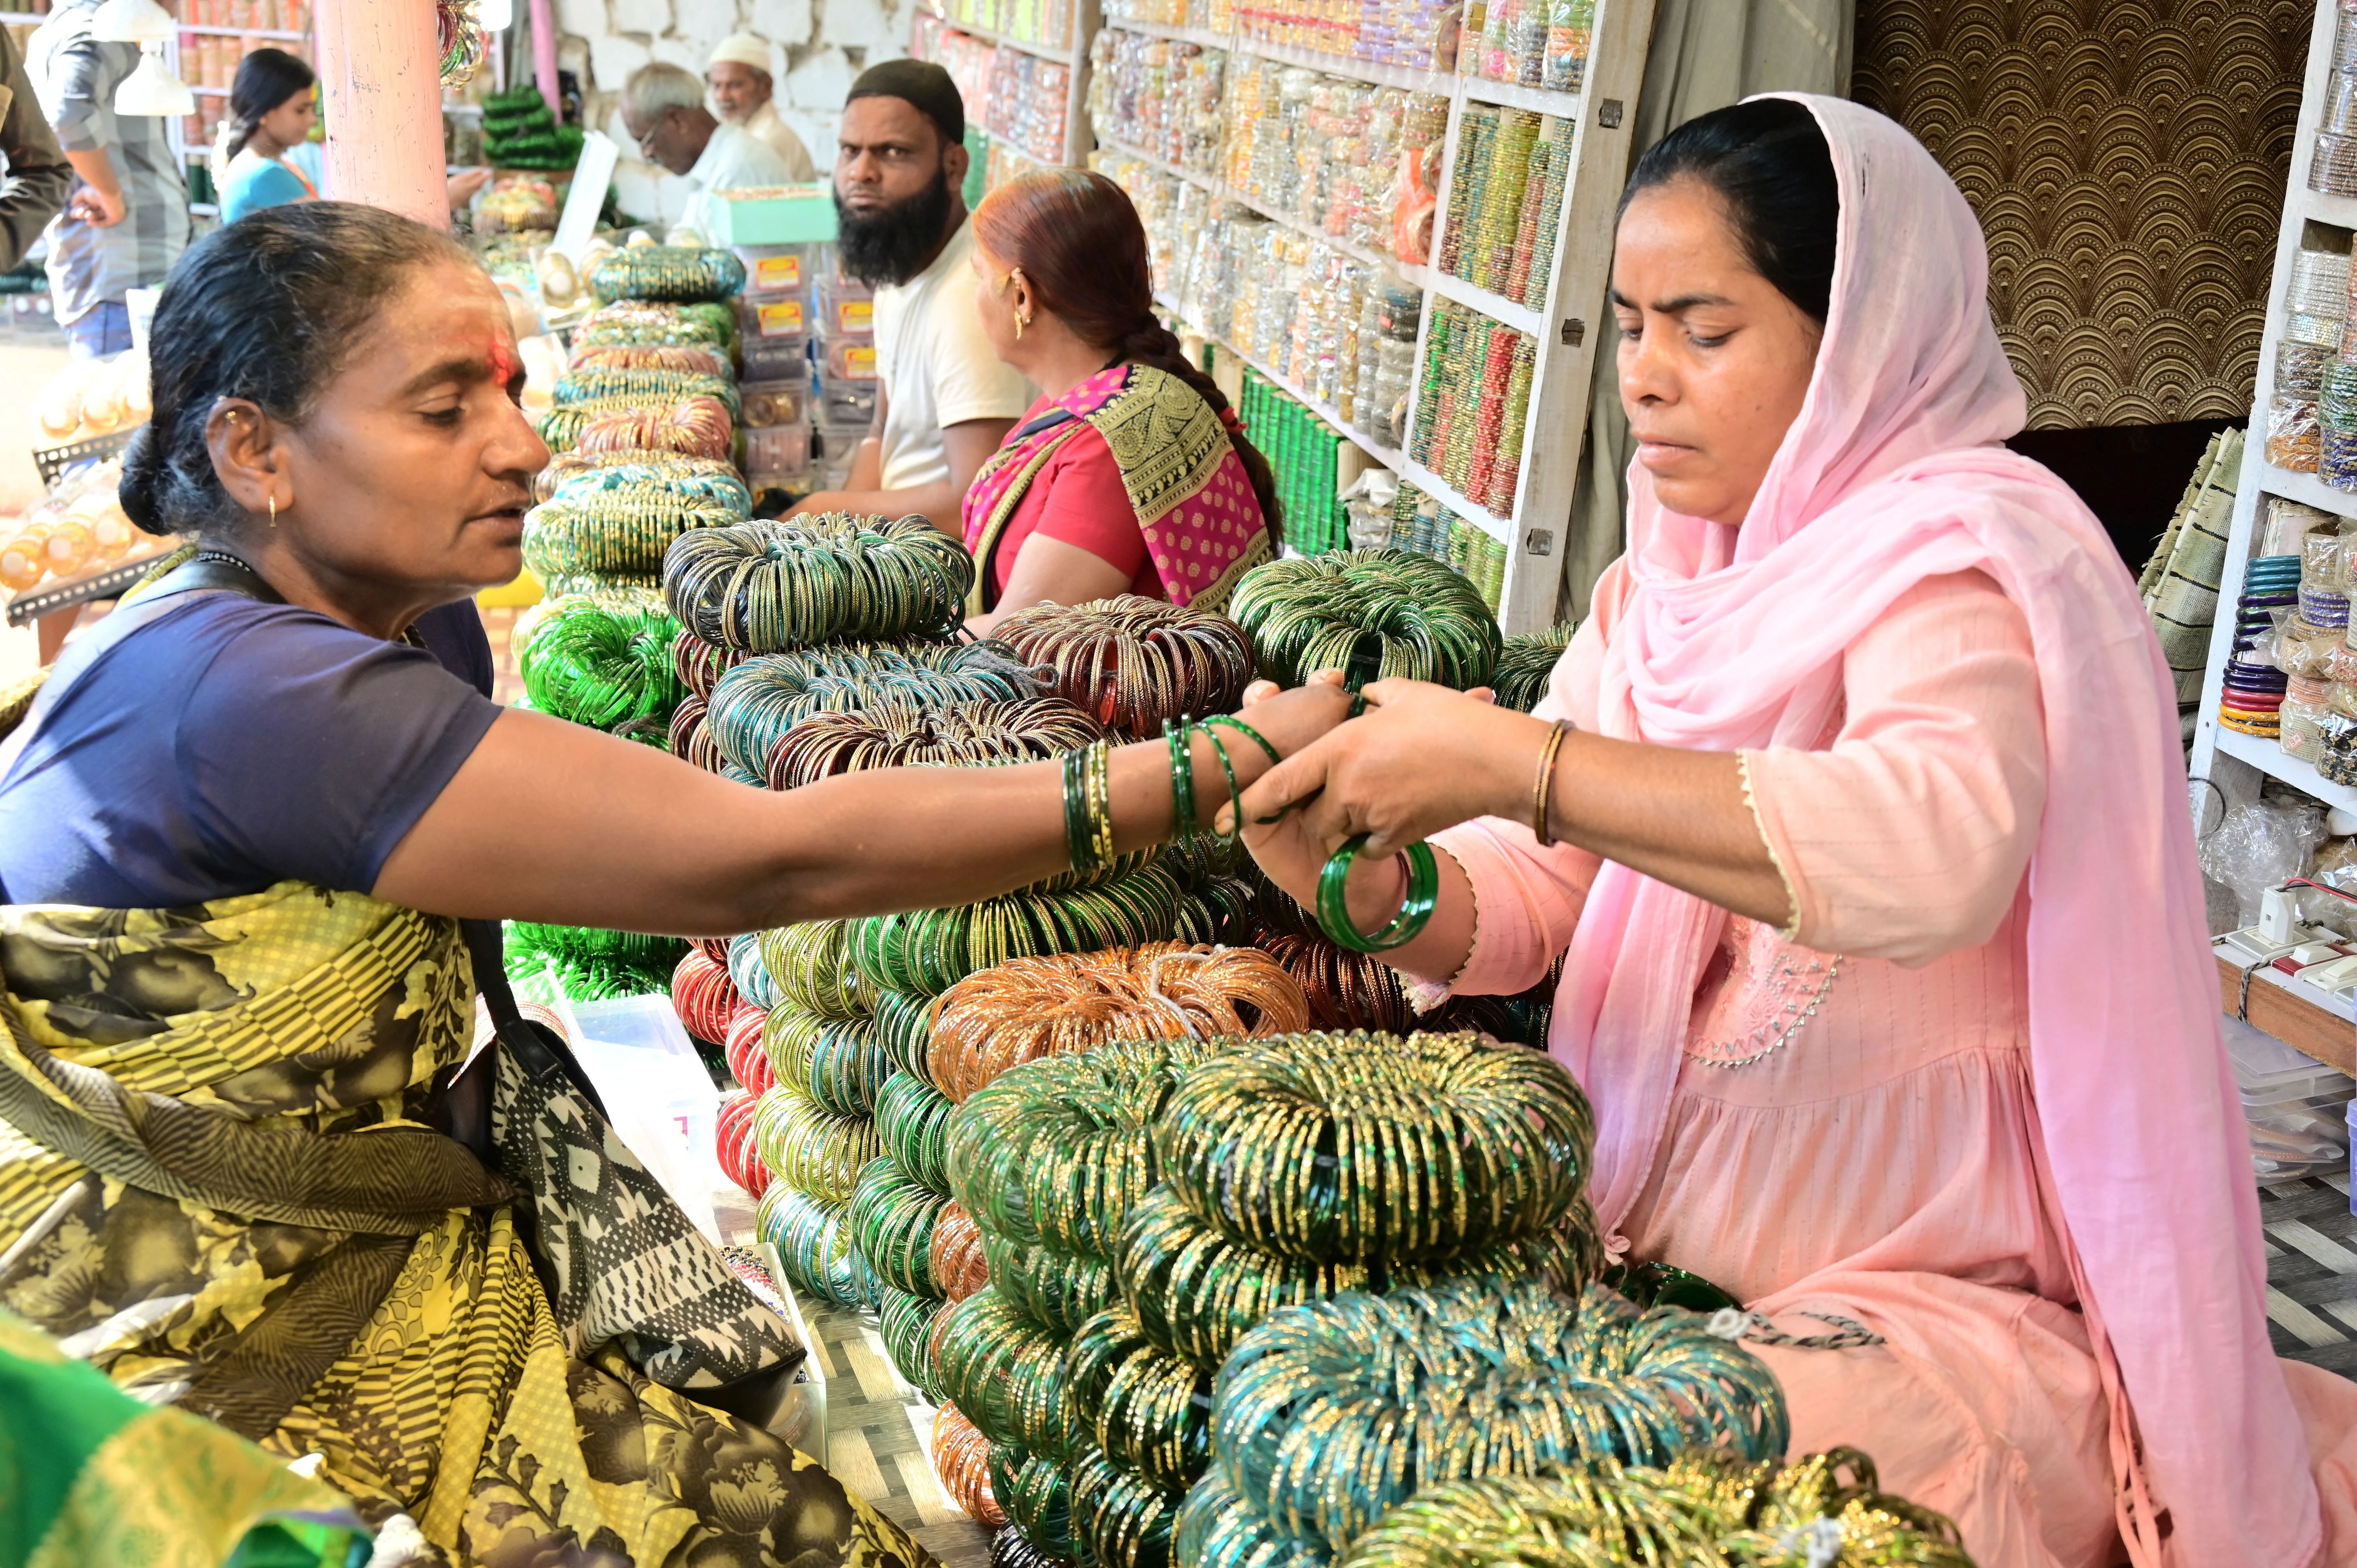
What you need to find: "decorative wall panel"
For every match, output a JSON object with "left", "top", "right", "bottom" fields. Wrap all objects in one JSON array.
[{"left": 1853, "top": 0, "right": 2306, "bottom": 428}]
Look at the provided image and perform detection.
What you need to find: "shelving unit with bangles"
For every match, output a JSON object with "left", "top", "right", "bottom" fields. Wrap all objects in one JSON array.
[
  {"left": 911, "top": 0, "right": 1103, "bottom": 190},
  {"left": 2188, "top": 0, "right": 2357, "bottom": 1072},
  {"left": 1069, "top": 0, "right": 1654, "bottom": 634}
]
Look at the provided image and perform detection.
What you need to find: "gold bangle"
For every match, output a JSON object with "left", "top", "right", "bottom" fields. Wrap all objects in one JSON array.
[{"left": 1532, "top": 719, "right": 1571, "bottom": 847}]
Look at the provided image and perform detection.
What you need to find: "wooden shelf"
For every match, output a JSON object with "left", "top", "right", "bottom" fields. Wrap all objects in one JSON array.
[
  {"left": 2253, "top": 458, "right": 2357, "bottom": 524},
  {"left": 2218, "top": 951, "right": 2357, "bottom": 1074},
  {"left": 1394, "top": 453, "right": 1510, "bottom": 542},
  {"left": 1424, "top": 267, "right": 1544, "bottom": 339}
]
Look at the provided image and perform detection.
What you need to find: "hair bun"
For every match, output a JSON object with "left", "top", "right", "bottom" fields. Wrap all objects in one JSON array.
[{"left": 117, "top": 423, "right": 172, "bottom": 535}]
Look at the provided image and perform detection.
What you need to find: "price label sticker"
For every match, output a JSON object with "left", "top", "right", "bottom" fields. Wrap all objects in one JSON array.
[
  {"left": 843, "top": 345, "right": 878, "bottom": 377},
  {"left": 838, "top": 300, "right": 875, "bottom": 334},
  {"left": 754, "top": 254, "right": 803, "bottom": 291},
  {"left": 757, "top": 300, "right": 807, "bottom": 337}
]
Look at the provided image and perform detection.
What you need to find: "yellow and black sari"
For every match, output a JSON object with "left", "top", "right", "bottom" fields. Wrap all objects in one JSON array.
[{"left": 0, "top": 883, "right": 923, "bottom": 1567}]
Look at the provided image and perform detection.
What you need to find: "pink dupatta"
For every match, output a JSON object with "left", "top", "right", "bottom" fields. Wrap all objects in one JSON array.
[{"left": 1554, "top": 94, "right": 2318, "bottom": 1565}]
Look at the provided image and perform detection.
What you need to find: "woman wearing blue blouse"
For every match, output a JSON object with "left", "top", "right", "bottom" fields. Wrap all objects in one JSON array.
[{"left": 216, "top": 48, "right": 316, "bottom": 221}]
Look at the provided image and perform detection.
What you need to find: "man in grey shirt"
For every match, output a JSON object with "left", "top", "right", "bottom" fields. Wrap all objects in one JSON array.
[
  {"left": 28, "top": 0, "right": 187, "bottom": 357},
  {"left": 0, "top": 26, "right": 71, "bottom": 271}
]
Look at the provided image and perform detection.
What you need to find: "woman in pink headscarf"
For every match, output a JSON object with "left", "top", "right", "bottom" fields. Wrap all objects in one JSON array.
[{"left": 1238, "top": 94, "right": 2357, "bottom": 1565}]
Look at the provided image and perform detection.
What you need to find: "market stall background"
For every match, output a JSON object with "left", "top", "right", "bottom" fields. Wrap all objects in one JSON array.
[{"left": 18, "top": 0, "right": 2357, "bottom": 1552}]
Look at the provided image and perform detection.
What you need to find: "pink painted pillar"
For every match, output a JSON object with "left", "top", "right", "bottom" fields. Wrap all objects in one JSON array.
[
  {"left": 530, "top": 0, "right": 560, "bottom": 115},
  {"left": 314, "top": 0, "right": 448, "bottom": 229}
]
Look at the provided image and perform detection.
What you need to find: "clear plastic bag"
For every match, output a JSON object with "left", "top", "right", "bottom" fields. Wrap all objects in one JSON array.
[{"left": 2201, "top": 795, "right": 2331, "bottom": 924}]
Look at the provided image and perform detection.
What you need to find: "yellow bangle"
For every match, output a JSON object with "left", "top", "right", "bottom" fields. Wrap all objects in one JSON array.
[{"left": 1532, "top": 720, "right": 1571, "bottom": 847}]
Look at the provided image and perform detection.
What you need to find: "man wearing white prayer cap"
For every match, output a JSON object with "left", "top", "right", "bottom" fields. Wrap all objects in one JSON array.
[{"left": 706, "top": 32, "right": 816, "bottom": 182}]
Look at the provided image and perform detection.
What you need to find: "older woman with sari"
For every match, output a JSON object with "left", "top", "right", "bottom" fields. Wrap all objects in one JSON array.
[
  {"left": 0, "top": 201, "right": 1348, "bottom": 1565},
  {"left": 958, "top": 169, "right": 1279, "bottom": 631},
  {"left": 1237, "top": 95, "right": 2357, "bottom": 1564}
]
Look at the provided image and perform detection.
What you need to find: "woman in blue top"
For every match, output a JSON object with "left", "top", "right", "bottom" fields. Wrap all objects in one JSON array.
[
  {"left": 0, "top": 201, "right": 1345, "bottom": 1565},
  {"left": 216, "top": 46, "right": 316, "bottom": 221}
]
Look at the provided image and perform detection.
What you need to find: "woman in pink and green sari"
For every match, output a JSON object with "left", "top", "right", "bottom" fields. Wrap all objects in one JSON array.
[{"left": 958, "top": 169, "right": 1278, "bottom": 632}]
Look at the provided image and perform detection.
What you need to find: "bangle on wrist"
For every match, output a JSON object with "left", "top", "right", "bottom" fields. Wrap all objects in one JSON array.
[
  {"left": 1198, "top": 725, "right": 1245, "bottom": 845},
  {"left": 1531, "top": 719, "right": 1571, "bottom": 848},
  {"left": 1317, "top": 833, "right": 1440, "bottom": 953},
  {"left": 1163, "top": 717, "right": 1200, "bottom": 845},
  {"left": 1061, "top": 739, "right": 1115, "bottom": 871}
]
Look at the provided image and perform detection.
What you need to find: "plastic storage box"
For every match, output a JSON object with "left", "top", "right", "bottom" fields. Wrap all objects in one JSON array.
[
  {"left": 705, "top": 184, "right": 837, "bottom": 245},
  {"left": 744, "top": 422, "right": 812, "bottom": 480},
  {"left": 733, "top": 242, "right": 817, "bottom": 299},
  {"left": 740, "top": 378, "right": 807, "bottom": 428},
  {"left": 815, "top": 365, "right": 878, "bottom": 426},
  {"left": 741, "top": 293, "right": 811, "bottom": 342},
  {"left": 739, "top": 327, "right": 807, "bottom": 383},
  {"left": 2227, "top": 1014, "right": 2355, "bottom": 1178},
  {"left": 814, "top": 422, "right": 868, "bottom": 489},
  {"left": 820, "top": 337, "right": 878, "bottom": 381}
]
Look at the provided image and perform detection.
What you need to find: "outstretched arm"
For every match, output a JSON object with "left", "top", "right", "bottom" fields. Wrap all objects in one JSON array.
[{"left": 375, "top": 677, "right": 1351, "bottom": 935}]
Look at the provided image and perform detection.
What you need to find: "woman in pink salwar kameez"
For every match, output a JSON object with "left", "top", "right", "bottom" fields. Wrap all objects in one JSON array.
[{"left": 1238, "top": 94, "right": 2357, "bottom": 1566}]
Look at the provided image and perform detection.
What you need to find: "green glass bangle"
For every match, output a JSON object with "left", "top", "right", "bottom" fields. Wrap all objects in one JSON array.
[
  {"left": 1163, "top": 717, "right": 1199, "bottom": 846},
  {"left": 1062, "top": 744, "right": 1100, "bottom": 872},
  {"left": 1203, "top": 713, "right": 1279, "bottom": 767},
  {"left": 1199, "top": 727, "right": 1245, "bottom": 846},
  {"left": 1316, "top": 835, "right": 1440, "bottom": 953}
]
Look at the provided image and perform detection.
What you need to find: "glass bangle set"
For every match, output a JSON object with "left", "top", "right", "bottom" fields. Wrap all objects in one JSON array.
[
  {"left": 641, "top": 533, "right": 1978, "bottom": 1560},
  {"left": 924, "top": 1026, "right": 1823, "bottom": 1568}
]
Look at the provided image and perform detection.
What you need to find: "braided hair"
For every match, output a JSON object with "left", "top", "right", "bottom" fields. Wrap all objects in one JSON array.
[
  {"left": 222, "top": 46, "right": 315, "bottom": 161},
  {"left": 972, "top": 169, "right": 1282, "bottom": 533}
]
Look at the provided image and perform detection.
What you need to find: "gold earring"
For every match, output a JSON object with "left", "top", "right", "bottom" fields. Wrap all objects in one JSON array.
[
  {"left": 268, "top": 494, "right": 277, "bottom": 528},
  {"left": 1014, "top": 312, "right": 1026, "bottom": 341}
]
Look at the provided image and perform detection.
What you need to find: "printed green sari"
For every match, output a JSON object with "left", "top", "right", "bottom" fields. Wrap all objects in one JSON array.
[{"left": 0, "top": 881, "right": 925, "bottom": 1568}]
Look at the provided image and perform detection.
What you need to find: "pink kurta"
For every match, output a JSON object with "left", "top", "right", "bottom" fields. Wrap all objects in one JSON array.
[{"left": 1432, "top": 566, "right": 2357, "bottom": 1564}]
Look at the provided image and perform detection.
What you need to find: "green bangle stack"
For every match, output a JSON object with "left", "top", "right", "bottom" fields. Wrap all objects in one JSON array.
[
  {"left": 586, "top": 245, "right": 748, "bottom": 304},
  {"left": 754, "top": 1183, "right": 879, "bottom": 1308},
  {"left": 518, "top": 598, "right": 684, "bottom": 733},
  {"left": 981, "top": 1232, "right": 1120, "bottom": 1335},
  {"left": 751, "top": 1084, "right": 882, "bottom": 1206},
  {"left": 1064, "top": 1305, "right": 1212, "bottom": 1492},
  {"left": 1154, "top": 1030, "right": 1595, "bottom": 1263},
  {"left": 997, "top": 1448, "right": 1078, "bottom": 1560},
  {"left": 846, "top": 1154, "right": 946, "bottom": 1297},
  {"left": 871, "top": 987, "right": 937, "bottom": 1084},
  {"left": 760, "top": 922, "right": 870, "bottom": 1021},
  {"left": 552, "top": 366, "right": 742, "bottom": 419},
  {"left": 876, "top": 1285, "right": 945, "bottom": 1401},
  {"left": 663, "top": 514, "right": 976, "bottom": 652},
  {"left": 1228, "top": 549, "right": 1505, "bottom": 690},
  {"left": 873, "top": 1070, "right": 953, "bottom": 1192},
  {"left": 1069, "top": 1443, "right": 1187, "bottom": 1568},
  {"left": 705, "top": 640, "right": 1048, "bottom": 775},
  {"left": 845, "top": 861, "right": 1184, "bottom": 997}
]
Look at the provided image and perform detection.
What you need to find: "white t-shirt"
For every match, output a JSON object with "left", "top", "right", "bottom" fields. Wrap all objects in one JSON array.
[
  {"left": 740, "top": 101, "right": 816, "bottom": 183},
  {"left": 680, "top": 120, "right": 794, "bottom": 240},
  {"left": 872, "top": 215, "right": 1035, "bottom": 492}
]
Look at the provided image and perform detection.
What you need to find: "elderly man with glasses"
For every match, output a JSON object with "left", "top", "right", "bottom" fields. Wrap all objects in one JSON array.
[{"left": 619, "top": 61, "right": 793, "bottom": 239}]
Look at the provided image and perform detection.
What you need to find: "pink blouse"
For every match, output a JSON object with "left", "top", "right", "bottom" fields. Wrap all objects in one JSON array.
[{"left": 1428, "top": 569, "right": 2129, "bottom": 1564}]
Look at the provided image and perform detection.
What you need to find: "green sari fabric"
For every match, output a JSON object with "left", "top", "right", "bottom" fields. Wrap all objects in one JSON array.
[{"left": 0, "top": 1307, "right": 368, "bottom": 1568}]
